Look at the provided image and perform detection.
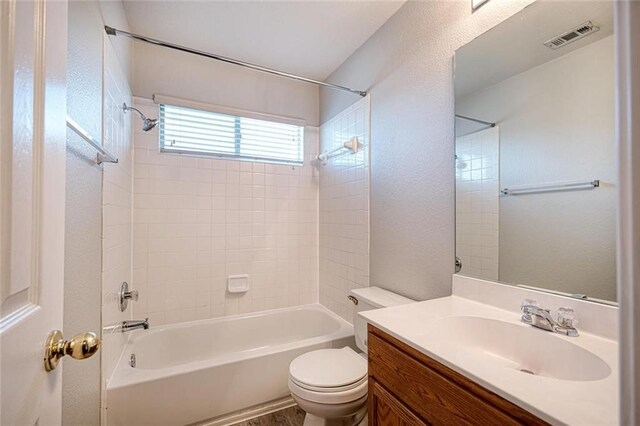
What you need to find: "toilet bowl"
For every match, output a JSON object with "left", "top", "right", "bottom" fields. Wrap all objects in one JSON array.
[
  {"left": 289, "top": 347, "right": 368, "bottom": 426},
  {"left": 288, "top": 287, "right": 414, "bottom": 426}
]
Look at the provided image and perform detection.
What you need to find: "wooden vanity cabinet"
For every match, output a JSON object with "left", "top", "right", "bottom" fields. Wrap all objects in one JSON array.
[{"left": 367, "top": 325, "right": 548, "bottom": 426}]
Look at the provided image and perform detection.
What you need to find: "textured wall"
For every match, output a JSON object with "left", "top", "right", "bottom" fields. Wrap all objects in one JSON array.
[
  {"left": 319, "top": 96, "right": 370, "bottom": 323},
  {"left": 458, "top": 36, "right": 616, "bottom": 301},
  {"left": 63, "top": 129, "right": 103, "bottom": 426},
  {"left": 320, "top": 0, "right": 534, "bottom": 301},
  {"left": 132, "top": 43, "right": 320, "bottom": 126},
  {"left": 64, "top": 1, "right": 131, "bottom": 425},
  {"left": 131, "top": 98, "right": 319, "bottom": 326}
]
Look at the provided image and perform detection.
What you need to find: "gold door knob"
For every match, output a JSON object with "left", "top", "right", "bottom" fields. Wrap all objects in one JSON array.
[{"left": 44, "top": 330, "right": 100, "bottom": 372}]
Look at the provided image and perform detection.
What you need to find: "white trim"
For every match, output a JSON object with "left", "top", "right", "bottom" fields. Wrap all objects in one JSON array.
[
  {"left": 615, "top": 1, "right": 640, "bottom": 424},
  {"left": 152, "top": 94, "right": 306, "bottom": 127},
  {"left": 0, "top": 303, "right": 39, "bottom": 334},
  {"left": 192, "top": 397, "right": 296, "bottom": 426}
]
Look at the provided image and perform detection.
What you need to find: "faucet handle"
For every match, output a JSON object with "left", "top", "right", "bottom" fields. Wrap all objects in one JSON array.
[
  {"left": 125, "top": 290, "right": 139, "bottom": 301},
  {"left": 557, "top": 307, "right": 578, "bottom": 328},
  {"left": 118, "top": 281, "right": 139, "bottom": 311},
  {"left": 520, "top": 299, "right": 539, "bottom": 312},
  {"left": 520, "top": 299, "right": 539, "bottom": 323}
]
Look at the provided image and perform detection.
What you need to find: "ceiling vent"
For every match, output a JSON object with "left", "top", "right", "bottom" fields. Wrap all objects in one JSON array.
[{"left": 543, "top": 21, "right": 600, "bottom": 50}]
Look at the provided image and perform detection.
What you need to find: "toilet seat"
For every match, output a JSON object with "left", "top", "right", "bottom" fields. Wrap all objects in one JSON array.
[
  {"left": 289, "top": 347, "right": 367, "bottom": 388},
  {"left": 290, "top": 374, "right": 367, "bottom": 393},
  {"left": 288, "top": 347, "right": 368, "bottom": 404},
  {"left": 288, "top": 377, "right": 368, "bottom": 404}
]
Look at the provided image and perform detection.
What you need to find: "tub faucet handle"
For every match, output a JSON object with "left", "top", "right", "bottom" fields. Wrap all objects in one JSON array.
[
  {"left": 125, "top": 290, "right": 139, "bottom": 301},
  {"left": 118, "top": 281, "right": 139, "bottom": 311}
]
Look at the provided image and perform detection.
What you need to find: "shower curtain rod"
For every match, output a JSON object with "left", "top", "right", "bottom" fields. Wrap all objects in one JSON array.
[
  {"left": 104, "top": 26, "right": 367, "bottom": 97},
  {"left": 455, "top": 114, "right": 496, "bottom": 127}
]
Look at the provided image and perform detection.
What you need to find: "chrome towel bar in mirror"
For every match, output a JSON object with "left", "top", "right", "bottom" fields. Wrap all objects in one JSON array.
[{"left": 500, "top": 180, "right": 600, "bottom": 196}]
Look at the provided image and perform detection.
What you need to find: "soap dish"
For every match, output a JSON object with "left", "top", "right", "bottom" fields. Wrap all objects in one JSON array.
[{"left": 227, "top": 275, "right": 249, "bottom": 293}]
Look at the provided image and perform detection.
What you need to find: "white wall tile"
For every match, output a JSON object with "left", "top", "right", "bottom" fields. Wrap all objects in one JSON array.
[
  {"left": 102, "top": 40, "right": 133, "bottom": 386},
  {"left": 455, "top": 127, "right": 499, "bottom": 281},
  {"left": 131, "top": 97, "right": 319, "bottom": 325},
  {"left": 319, "top": 96, "right": 370, "bottom": 323}
]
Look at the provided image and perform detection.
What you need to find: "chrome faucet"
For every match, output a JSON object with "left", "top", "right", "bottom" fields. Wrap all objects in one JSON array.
[
  {"left": 520, "top": 300, "right": 578, "bottom": 337},
  {"left": 121, "top": 318, "right": 149, "bottom": 333}
]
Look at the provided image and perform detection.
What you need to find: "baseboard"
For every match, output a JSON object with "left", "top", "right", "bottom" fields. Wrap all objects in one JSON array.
[{"left": 191, "top": 397, "right": 297, "bottom": 426}]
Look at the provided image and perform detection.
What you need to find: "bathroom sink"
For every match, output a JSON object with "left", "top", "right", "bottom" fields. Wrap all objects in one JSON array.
[{"left": 420, "top": 316, "right": 611, "bottom": 382}]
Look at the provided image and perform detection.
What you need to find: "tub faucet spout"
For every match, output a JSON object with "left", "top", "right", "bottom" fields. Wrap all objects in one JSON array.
[{"left": 121, "top": 318, "right": 149, "bottom": 332}]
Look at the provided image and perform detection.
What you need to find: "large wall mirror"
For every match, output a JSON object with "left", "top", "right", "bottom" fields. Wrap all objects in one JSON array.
[{"left": 454, "top": 1, "right": 616, "bottom": 304}]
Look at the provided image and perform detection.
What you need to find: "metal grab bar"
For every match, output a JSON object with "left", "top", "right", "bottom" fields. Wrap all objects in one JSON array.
[
  {"left": 501, "top": 179, "right": 600, "bottom": 196},
  {"left": 66, "top": 116, "right": 118, "bottom": 164}
]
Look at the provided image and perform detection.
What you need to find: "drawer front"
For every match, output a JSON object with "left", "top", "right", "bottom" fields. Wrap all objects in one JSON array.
[
  {"left": 369, "top": 380, "right": 426, "bottom": 426},
  {"left": 368, "top": 332, "right": 525, "bottom": 426}
]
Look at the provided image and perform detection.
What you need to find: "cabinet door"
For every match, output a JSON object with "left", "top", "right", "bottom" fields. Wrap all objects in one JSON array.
[
  {"left": 369, "top": 380, "right": 427, "bottom": 426},
  {"left": 368, "top": 326, "right": 547, "bottom": 426}
]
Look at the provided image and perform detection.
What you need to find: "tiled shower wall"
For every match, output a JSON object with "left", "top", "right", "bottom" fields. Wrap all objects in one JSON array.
[
  {"left": 319, "top": 96, "right": 370, "bottom": 323},
  {"left": 131, "top": 98, "right": 319, "bottom": 325},
  {"left": 102, "top": 39, "right": 133, "bottom": 386},
  {"left": 455, "top": 126, "right": 499, "bottom": 281}
]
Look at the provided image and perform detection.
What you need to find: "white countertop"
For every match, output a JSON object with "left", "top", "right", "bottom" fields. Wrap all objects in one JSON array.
[{"left": 360, "top": 295, "right": 618, "bottom": 425}]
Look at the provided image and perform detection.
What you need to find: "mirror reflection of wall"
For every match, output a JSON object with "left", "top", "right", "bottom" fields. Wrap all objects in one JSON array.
[{"left": 454, "top": 1, "right": 616, "bottom": 303}]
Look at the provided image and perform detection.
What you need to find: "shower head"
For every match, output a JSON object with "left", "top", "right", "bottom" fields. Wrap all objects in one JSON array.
[
  {"left": 122, "top": 103, "right": 159, "bottom": 132},
  {"left": 142, "top": 118, "right": 159, "bottom": 132}
]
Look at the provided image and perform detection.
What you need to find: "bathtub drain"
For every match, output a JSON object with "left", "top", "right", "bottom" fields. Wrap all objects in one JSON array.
[{"left": 130, "top": 353, "right": 136, "bottom": 368}]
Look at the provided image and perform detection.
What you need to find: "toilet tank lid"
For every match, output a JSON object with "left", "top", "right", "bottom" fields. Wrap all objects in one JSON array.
[{"left": 349, "top": 287, "right": 414, "bottom": 308}]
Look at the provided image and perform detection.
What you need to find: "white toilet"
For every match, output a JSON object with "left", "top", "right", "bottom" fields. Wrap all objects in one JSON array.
[{"left": 288, "top": 287, "right": 414, "bottom": 426}]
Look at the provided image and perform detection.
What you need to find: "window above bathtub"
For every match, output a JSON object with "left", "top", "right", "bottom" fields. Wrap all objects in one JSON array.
[{"left": 155, "top": 95, "right": 305, "bottom": 166}]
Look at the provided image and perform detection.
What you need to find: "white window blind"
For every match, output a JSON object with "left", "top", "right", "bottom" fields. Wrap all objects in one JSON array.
[{"left": 159, "top": 103, "right": 304, "bottom": 165}]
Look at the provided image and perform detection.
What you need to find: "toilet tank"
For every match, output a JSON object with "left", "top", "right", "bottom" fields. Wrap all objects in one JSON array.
[{"left": 348, "top": 287, "right": 414, "bottom": 354}]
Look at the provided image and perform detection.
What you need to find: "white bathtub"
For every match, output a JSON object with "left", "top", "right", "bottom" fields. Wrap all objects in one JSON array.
[{"left": 106, "top": 304, "right": 354, "bottom": 425}]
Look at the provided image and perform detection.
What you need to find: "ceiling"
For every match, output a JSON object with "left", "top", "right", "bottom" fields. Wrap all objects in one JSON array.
[
  {"left": 122, "top": 0, "right": 405, "bottom": 81},
  {"left": 455, "top": 1, "right": 613, "bottom": 100}
]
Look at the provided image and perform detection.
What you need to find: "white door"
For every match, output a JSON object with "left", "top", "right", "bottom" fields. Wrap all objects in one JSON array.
[{"left": 1, "top": 0, "right": 68, "bottom": 424}]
